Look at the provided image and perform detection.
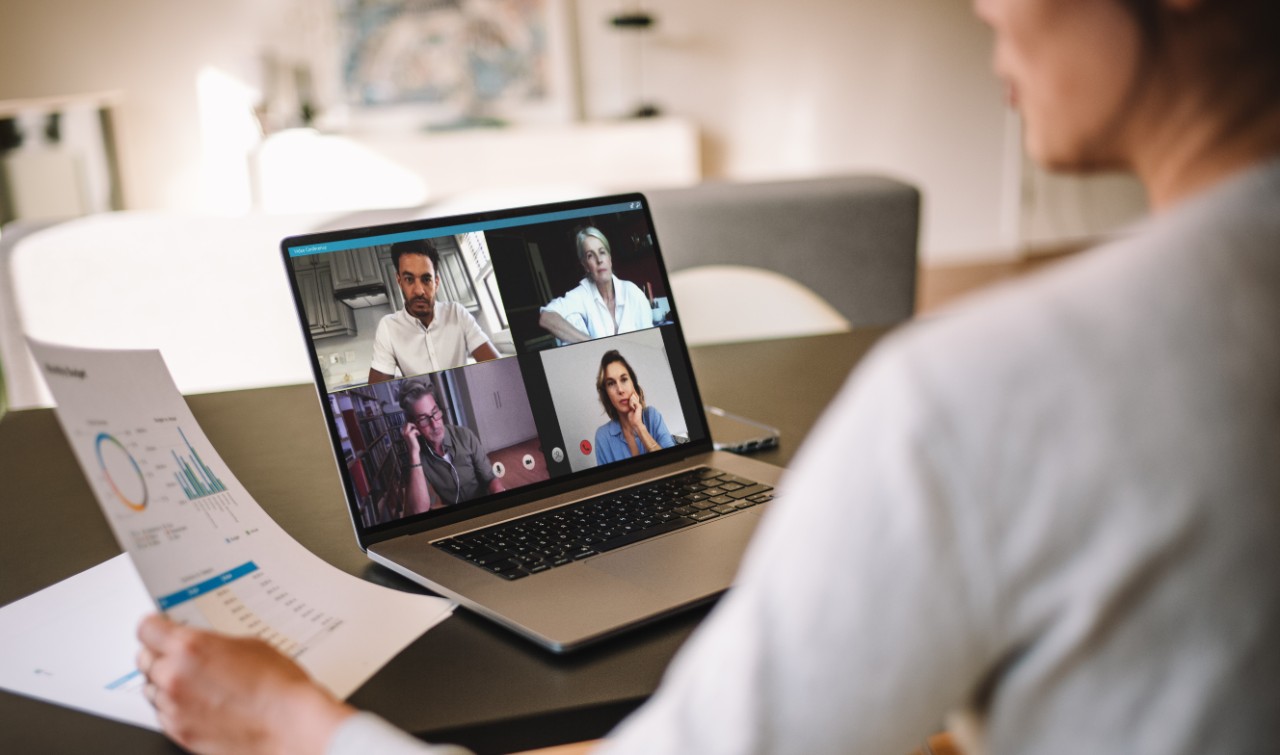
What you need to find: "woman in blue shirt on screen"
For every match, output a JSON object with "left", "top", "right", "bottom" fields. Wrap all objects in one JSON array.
[{"left": 593, "top": 349, "right": 675, "bottom": 465}]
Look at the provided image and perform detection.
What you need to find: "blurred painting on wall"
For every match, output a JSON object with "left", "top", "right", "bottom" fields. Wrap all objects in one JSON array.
[{"left": 338, "top": 0, "right": 578, "bottom": 129}]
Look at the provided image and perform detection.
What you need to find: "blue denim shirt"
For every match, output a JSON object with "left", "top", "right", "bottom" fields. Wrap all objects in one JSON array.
[{"left": 594, "top": 405, "right": 676, "bottom": 465}]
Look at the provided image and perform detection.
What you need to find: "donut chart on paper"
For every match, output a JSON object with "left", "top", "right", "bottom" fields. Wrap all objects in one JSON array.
[{"left": 95, "top": 432, "right": 148, "bottom": 511}]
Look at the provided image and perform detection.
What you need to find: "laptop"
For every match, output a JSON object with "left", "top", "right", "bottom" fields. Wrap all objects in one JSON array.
[{"left": 280, "top": 193, "right": 784, "bottom": 652}]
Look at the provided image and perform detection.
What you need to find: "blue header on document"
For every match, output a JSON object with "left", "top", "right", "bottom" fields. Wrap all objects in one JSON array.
[
  {"left": 156, "top": 561, "right": 259, "bottom": 610},
  {"left": 287, "top": 201, "right": 644, "bottom": 256}
]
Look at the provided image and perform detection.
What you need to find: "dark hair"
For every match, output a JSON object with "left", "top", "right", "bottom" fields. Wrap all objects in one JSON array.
[
  {"left": 1093, "top": 0, "right": 1280, "bottom": 164},
  {"left": 390, "top": 238, "right": 440, "bottom": 275},
  {"left": 1119, "top": 0, "right": 1163, "bottom": 46},
  {"left": 398, "top": 378, "right": 440, "bottom": 417},
  {"left": 1120, "top": 0, "right": 1280, "bottom": 74},
  {"left": 596, "top": 350, "right": 644, "bottom": 423}
]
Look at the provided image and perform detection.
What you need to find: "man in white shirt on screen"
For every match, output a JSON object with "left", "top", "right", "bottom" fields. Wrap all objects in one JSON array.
[{"left": 367, "top": 239, "right": 499, "bottom": 383}]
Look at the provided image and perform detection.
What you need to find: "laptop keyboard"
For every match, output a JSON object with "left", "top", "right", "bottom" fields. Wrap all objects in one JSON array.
[{"left": 433, "top": 467, "right": 775, "bottom": 580}]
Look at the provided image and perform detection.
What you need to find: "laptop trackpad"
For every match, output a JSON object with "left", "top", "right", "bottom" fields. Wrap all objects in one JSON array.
[{"left": 585, "top": 510, "right": 763, "bottom": 598}]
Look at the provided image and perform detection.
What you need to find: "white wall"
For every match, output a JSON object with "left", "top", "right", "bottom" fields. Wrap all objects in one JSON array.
[
  {"left": 577, "top": 0, "right": 1014, "bottom": 260},
  {"left": 0, "top": 0, "right": 303, "bottom": 212},
  {"left": 0, "top": 0, "right": 1145, "bottom": 263},
  {"left": 574, "top": 0, "right": 1146, "bottom": 261}
]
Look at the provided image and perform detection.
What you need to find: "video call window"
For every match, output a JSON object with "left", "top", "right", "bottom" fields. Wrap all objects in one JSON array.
[
  {"left": 539, "top": 327, "right": 689, "bottom": 474},
  {"left": 329, "top": 357, "right": 548, "bottom": 529},
  {"left": 290, "top": 231, "right": 513, "bottom": 395},
  {"left": 484, "top": 211, "right": 673, "bottom": 354}
]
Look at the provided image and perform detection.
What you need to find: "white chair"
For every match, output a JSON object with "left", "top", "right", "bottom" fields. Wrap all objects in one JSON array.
[
  {"left": 670, "top": 264, "right": 850, "bottom": 346},
  {"left": 0, "top": 220, "right": 64, "bottom": 409},
  {"left": 6, "top": 210, "right": 342, "bottom": 408}
]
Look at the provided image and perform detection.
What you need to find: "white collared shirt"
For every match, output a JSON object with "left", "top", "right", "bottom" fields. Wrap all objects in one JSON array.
[
  {"left": 540, "top": 276, "right": 653, "bottom": 341},
  {"left": 370, "top": 302, "right": 492, "bottom": 378}
]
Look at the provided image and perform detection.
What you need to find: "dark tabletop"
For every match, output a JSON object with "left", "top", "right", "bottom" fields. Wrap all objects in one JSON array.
[{"left": 0, "top": 329, "right": 887, "bottom": 754}]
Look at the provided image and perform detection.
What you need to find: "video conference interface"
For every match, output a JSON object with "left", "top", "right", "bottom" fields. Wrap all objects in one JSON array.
[{"left": 285, "top": 200, "right": 707, "bottom": 532}]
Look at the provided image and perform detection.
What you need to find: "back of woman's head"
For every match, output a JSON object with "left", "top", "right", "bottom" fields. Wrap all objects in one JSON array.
[
  {"left": 1117, "top": 0, "right": 1280, "bottom": 147},
  {"left": 1122, "top": 0, "right": 1279, "bottom": 80}
]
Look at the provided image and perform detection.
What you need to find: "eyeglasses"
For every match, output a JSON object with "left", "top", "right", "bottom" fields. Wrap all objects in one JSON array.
[{"left": 409, "top": 409, "right": 444, "bottom": 426}]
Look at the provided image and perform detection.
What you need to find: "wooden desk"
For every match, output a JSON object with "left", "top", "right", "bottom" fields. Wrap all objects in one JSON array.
[{"left": 0, "top": 329, "right": 886, "bottom": 754}]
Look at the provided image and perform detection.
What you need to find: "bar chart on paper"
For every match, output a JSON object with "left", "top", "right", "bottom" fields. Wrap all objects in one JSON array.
[
  {"left": 75, "top": 419, "right": 254, "bottom": 550},
  {"left": 27, "top": 341, "right": 457, "bottom": 720},
  {"left": 71, "top": 418, "right": 339, "bottom": 654},
  {"left": 172, "top": 427, "right": 225, "bottom": 499}
]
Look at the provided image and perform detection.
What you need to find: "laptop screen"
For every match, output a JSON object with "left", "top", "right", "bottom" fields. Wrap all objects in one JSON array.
[{"left": 281, "top": 194, "right": 711, "bottom": 540}]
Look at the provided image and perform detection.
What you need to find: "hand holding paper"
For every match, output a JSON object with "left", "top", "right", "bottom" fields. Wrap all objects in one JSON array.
[
  {"left": 136, "top": 613, "right": 355, "bottom": 754},
  {"left": 0, "top": 339, "right": 454, "bottom": 732}
]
